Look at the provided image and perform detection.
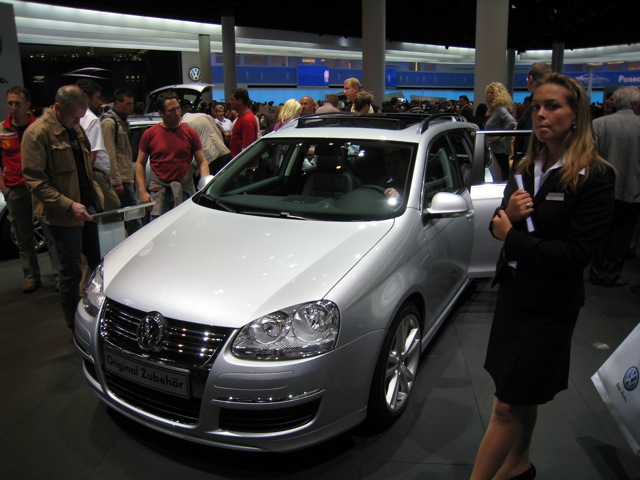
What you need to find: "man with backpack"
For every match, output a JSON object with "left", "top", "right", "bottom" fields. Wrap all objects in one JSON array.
[{"left": 100, "top": 89, "right": 141, "bottom": 234}]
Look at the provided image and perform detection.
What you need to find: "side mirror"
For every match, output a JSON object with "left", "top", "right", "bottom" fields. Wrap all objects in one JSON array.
[
  {"left": 423, "top": 192, "right": 469, "bottom": 218},
  {"left": 197, "top": 175, "right": 214, "bottom": 191}
]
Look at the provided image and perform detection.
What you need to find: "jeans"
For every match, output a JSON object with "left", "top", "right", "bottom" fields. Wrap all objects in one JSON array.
[
  {"left": 49, "top": 217, "right": 101, "bottom": 329},
  {"left": 5, "top": 185, "right": 39, "bottom": 280}
]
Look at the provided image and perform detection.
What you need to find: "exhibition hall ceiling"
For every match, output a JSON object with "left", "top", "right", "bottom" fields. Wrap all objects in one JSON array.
[{"left": 34, "top": 0, "right": 638, "bottom": 52}]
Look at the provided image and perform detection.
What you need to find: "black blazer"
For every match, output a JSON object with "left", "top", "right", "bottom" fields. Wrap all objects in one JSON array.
[{"left": 492, "top": 163, "right": 615, "bottom": 311}]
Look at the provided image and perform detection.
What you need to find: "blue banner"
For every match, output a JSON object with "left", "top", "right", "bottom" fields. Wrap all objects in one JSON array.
[
  {"left": 211, "top": 66, "right": 640, "bottom": 91},
  {"left": 566, "top": 71, "right": 640, "bottom": 88}
]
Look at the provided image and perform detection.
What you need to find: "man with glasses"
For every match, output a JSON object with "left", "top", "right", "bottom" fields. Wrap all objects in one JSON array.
[{"left": 22, "top": 85, "right": 103, "bottom": 329}]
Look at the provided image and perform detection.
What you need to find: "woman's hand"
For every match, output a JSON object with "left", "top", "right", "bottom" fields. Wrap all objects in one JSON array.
[
  {"left": 504, "top": 189, "right": 534, "bottom": 222},
  {"left": 492, "top": 210, "right": 513, "bottom": 241}
]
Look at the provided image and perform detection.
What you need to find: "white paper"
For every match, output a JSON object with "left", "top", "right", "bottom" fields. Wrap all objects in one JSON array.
[{"left": 514, "top": 174, "right": 535, "bottom": 232}]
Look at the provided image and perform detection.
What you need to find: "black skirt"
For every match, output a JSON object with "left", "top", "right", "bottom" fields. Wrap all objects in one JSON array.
[{"left": 484, "top": 274, "right": 580, "bottom": 405}]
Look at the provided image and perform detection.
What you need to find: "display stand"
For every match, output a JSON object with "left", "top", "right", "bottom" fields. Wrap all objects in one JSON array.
[{"left": 91, "top": 202, "right": 154, "bottom": 257}]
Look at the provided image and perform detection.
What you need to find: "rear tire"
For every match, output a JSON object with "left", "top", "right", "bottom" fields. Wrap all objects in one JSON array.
[
  {"left": 367, "top": 302, "right": 422, "bottom": 426},
  {"left": 8, "top": 215, "right": 48, "bottom": 254}
]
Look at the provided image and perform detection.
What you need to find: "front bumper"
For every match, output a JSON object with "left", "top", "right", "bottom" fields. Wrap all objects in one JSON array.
[{"left": 74, "top": 299, "right": 384, "bottom": 452}]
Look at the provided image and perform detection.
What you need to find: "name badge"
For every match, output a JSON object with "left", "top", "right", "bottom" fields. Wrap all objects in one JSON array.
[{"left": 546, "top": 192, "right": 564, "bottom": 201}]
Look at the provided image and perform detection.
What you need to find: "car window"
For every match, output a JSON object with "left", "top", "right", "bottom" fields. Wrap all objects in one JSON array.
[
  {"left": 447, "top": 131, "right": 473, "bottom": 187},
  {"left": 200, "top": 138, "right": 416, "bottom": 221},
  {"left": 129, "top": 125, "right": 152, "bottom": 156},
  {"left": 485, "top": 133, "right": 514, "bottom": 182},
  {"left": 423, "top": 135, "right": 463, "bottom": 207},
  {"left": 143, "top": 87, "right": 211, "bottom": 114}
]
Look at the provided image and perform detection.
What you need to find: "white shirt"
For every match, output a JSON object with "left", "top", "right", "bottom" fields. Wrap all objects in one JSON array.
[
  {"left": 214, "top": 116, "right": 233, "bottom": 134},
  {"left": 79, "top": 109, "right": 110, "bottom": 173},
  {"left": 533, "top": 151, "right": 585, "bottom": 195}
]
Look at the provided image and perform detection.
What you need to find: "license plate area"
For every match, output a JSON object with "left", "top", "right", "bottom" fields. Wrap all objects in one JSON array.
[{"left": 103, "top": 348, "right": 190, "bottom": 398}]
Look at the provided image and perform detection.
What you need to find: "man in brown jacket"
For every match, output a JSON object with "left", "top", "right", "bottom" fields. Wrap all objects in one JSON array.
[
  {"left": 101, "top": 88, "right": 141, "bottom": 234},
  {"left": 22, "top": 85, "right": 103, "bottom": 330}
]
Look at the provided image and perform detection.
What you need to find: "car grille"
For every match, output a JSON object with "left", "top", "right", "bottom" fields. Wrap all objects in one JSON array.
[{"left": 99, "top": 299, "right": 232, "bottom": 424}]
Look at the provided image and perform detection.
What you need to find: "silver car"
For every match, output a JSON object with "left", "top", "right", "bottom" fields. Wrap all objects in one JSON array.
[{"left": 74, "top": 113, "right": 516, "bottom": 452}]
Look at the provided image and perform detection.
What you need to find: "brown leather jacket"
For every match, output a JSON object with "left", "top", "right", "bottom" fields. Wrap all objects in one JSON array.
[{"left": 21, "top": 106, "right": 103, "bottom": 227}]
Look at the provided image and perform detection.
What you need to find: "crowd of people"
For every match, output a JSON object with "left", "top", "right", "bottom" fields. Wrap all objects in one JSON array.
[{"left": 1, "top": 71, "right": 638, "bottom": 479}]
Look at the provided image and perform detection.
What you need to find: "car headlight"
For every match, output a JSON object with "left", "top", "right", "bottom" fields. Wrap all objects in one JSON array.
[
  {"left": 83, "top": 262, "right": 105, "bottom": 317},
  {"left": 232, "top": 300, "right": 340, "bottom": 360}
]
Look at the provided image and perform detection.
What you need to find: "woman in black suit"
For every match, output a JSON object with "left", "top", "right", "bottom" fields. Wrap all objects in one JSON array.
[{"left": 470, "top": 73, "right": 615, "bottom": 480}]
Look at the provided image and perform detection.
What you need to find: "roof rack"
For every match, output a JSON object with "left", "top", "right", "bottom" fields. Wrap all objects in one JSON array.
[
  {"left": 295, "top": 112, "right": 466, "bottom": 131},
  {"left": 296, "top": 112, "right": 465, "bottom": 133},
  {"left": 296, "top": 113, "right": 407, "bottom": 130},
  {"left": 418, "top": 112, "right": 467, "bottom": 133}
]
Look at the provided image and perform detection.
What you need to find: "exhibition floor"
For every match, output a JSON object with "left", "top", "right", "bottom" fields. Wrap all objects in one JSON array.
[{"left": 1, "top": 251, "right": 639, "bottom": 479}]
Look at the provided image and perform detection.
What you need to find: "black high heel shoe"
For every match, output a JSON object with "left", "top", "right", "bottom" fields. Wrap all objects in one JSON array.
[{"left": 509, "top": 464, "right": 536, "bottom": 480}]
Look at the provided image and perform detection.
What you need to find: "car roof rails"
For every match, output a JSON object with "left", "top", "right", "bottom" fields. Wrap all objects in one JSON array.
[
  {"left": 418, "top": 112, "right": 466, "bottom": 133},
  {"left": 296, "top": 112, "right": 461, "bottom": 131},
  {"left": 296, "top": 113, "right": 408, "bottom": 130}
]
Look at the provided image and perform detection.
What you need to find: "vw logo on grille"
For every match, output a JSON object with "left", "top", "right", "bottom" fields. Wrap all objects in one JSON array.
[
  {"left": 136, "top": 312, "right": 167, "bottom": 351},
  {"left": 623, "top": 366, "right": 639, "bottom": 391}
]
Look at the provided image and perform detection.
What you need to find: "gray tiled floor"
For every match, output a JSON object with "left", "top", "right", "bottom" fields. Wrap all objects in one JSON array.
[{"left": 1, "top": 251, "right": 639, "bottom": 479}]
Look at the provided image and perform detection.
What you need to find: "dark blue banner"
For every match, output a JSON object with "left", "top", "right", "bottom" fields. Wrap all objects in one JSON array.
[
  {"left": 211, "top": 66, "right": 640, "bottom": 90},
  {"left": 566, "top": 71, "right": 640, "bottom": 88}
]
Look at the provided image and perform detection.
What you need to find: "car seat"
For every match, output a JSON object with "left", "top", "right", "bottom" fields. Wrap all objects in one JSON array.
[{"left": 302, "top": 146, "right": 359, "bottom": 199}]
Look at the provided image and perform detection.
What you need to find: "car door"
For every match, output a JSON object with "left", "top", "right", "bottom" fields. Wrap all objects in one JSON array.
[
  {"left": 467, "top": 130, "right": 532, "bottom": 278},
  {"left": 420, "top": 132, "right": 474, "bottom": 331}
]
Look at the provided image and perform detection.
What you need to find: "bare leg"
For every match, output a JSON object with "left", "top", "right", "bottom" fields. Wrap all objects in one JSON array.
[
  {"left": 494, "top": 405, "right": 537, "bottom": 479},
  {"left": 470, "top": 397, "right": 527, "bottom": 480}
]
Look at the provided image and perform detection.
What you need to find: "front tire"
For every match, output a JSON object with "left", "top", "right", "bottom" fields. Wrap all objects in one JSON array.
[{"left": 367, "top": 302, "right": 422, "bottom": 426}]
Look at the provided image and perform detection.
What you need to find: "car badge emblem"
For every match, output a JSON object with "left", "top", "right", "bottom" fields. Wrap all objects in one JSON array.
[
  {"left": 136, "top": 312, "right": 167, "bottom": 351},
  {"left": 623, "top": 366, "right": 639, "bottom": 391},
  {"left": 189, "top": 66, "right": 201, "bottom": 82}
]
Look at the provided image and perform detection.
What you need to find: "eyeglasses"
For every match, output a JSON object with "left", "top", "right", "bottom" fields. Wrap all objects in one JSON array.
[{"left": 7, "top": 101, "right": 23, "bottom": 106}]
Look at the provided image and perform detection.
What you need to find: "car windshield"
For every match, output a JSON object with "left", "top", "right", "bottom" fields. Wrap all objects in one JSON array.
[{"left": 198, "top": 138, "right": 416, "bottom": 221}]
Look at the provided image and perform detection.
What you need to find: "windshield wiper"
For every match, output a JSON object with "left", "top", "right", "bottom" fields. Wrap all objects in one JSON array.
[
  {"left": 235, "top": 210, "right": 311, "bottom": 220},
  {"left": 279, "top": 212, "right": 310, "bottom": 220},
  {"left": 213, "top": 198, "right": 235, "bottom": 212}
]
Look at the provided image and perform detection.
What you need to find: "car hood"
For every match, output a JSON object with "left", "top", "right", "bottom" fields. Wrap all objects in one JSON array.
[{"left": 104, "top": 202, "right": 393, "bottom": 328}]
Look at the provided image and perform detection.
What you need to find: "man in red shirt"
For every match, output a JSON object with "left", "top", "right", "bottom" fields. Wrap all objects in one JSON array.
[
  {"left": 229, "top": 88, "right": 258, "bottom": 158},
  {"left": 0, "top": 86, "right": 58, "bottom": 293},
  {"left": 136, "top": 92, "right": 209, "bottom": 218}
]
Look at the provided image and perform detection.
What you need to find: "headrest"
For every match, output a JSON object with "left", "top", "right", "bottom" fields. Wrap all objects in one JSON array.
[
  {"left": 314, "top": 144, "right": 343, "bottom": 157},
  {"left": 316, "top": 155, "right": 347, "bottom": 173}
]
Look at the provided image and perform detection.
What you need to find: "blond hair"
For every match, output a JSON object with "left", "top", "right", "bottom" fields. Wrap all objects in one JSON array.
[
  {"left": 277, "top": 99, "right": 302, "bottom": 123},
  {"left": 486, "top": 82, "right": 514, "bottom": 112},
  {"left": 344, "top": 77, "right": 363, "bottom": 90},
  {"left": 516, "top": 72, "right": 610, "bottom": 191}
]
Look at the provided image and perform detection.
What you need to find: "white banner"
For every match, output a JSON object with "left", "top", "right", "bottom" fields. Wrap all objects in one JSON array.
[{"left": 592, "top": 323, "right": 640, "bottom": 455}]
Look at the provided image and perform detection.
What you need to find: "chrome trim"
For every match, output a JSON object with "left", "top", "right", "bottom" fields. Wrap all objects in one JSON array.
[{"left": 212, "top": 388, "right": 324, "bottom": 405}]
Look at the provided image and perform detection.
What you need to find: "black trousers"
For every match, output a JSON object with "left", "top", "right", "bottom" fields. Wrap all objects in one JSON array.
[
  {"left": 589, "top": 200, "right": 640, "bottom": 285},
  {"left": 49, "top": 220, "right": 100, "bottom": 329}
]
